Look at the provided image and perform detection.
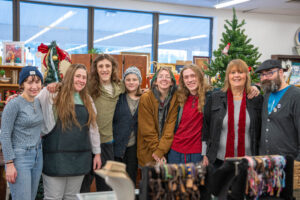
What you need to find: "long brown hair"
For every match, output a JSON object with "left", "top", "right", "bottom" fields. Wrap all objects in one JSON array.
[
  {"left": 178, "top": 64, "right": 210, "bottom": 112},
  {"left": 222, "top": 59, "right": 251, "bottom": 94},
  {"left": 89, "top": 54, "right": 120, "bottom": 99},
  {"left": 54, "top": 63, "right": 96, "bottom": 131}
]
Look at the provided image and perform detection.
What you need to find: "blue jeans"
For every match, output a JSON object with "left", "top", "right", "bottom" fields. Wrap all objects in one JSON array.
[
  {"left": 7, "top": 143, "right": 43, "bottom": 200},
  {"left": 168, "top": 149, "right": 203, "bottom": 164}
]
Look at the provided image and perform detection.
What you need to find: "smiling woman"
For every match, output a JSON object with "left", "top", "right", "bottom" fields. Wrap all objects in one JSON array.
[
  {"left": 137, "top": 67, "right": 178, "bottom": 166},
  {"left": 73, "top": 68, "right": 87, "bottom": 92},
  {"left": 37, "top": 63, "right": 101, "bottom": 200},
  {"left": 0, "top": 66, "right": 44, "bottom": 200},
  {"left": 203, "top": 59, "right": 263, "bottom": 169}
]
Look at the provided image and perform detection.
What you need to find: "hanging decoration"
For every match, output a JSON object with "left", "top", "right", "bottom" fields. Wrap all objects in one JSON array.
[{"left": 38, "top": 41, "right": 71, "bottom": 85}]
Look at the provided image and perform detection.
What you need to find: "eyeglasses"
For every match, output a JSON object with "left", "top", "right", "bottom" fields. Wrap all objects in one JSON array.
[
  {"left": 157, "top": 75, "right": 171, "bottom": 80},
  {"left": 259, "top": 69, "right": 279, "bottom": 79}
]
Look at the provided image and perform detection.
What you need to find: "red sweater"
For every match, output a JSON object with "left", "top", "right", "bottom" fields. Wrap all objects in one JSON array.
[{"left": 171, "top": 95, "right": 203, "bottom": 154}]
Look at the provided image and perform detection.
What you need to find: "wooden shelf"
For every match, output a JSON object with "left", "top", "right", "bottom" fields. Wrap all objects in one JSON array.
[
  {"left": 0, "top": 65, "right": 24, "bottom": 69},
  {"left": 271, "top": 55, "right": 300, "bottom": 61},
  {"left": 0, "top": 101, "right": 5, "bottom": 103},
  {"left": 0, "top": 84, "right": 19, "bottom": 87}
]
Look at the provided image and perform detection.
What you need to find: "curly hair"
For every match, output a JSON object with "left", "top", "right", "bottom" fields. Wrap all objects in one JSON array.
[
  {"left": 222, "top": 59, "right": 251, "bottom": 94},
  {"left": 177, "top": 64, "right": 210, "bottom": 113},
  {"left": 89, "top": 54, "right": 120, "bottom": 99},
  {"left": 53, "top": 63, "right": 96, "bottom": 131}
]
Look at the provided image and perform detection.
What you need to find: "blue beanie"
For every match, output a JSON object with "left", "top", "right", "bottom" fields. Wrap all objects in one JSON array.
[{"left": 19, "top": 66, "right": 43, "bottom": 85}]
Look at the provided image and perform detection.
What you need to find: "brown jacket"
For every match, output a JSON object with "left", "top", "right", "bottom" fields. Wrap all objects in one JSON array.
[{"left": 137, "top": 90, "right": 178, "bottom": 166}]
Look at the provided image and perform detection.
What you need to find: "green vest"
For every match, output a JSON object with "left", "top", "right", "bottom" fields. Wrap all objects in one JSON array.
[{"left": 42, "top": 105, "right": 92, "bottom": 176}]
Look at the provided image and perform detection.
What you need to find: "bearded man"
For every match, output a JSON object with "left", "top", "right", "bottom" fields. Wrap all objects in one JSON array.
[{"left": 255, "top": 59, "right": 300, "bottom": 161}]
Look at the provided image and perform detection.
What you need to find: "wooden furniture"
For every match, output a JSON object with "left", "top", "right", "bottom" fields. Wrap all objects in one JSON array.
[
  {"left": 271, "top": 54, "right": 300, "bottom": 63},
  {"left": 0, "top": 65, "right": 23, "bottom": 110},
  {"left": 71, "top": 54, "right": 148, "bottom": 88}
]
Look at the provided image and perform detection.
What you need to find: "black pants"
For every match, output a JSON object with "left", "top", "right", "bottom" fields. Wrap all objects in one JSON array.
[
  {"left": 80, "top": 143, "right": 114, "bottom": 192},
  {"left": 114, "top": 144, "right": 138, "bottom": 186}
]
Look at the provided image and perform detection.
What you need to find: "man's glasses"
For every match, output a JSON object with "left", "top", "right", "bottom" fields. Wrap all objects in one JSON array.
[{"left": 259, "top": 69, "right": 279, "bottom": 79}]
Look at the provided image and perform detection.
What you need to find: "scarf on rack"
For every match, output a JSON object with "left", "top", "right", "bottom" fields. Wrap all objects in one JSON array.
[{"left": 225, "top": 89, "right": 246, "bottom": 158}]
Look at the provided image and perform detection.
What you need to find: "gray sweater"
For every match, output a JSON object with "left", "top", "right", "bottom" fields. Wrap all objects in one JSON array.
[
  {"left": 0, "top": 96, "right": 43, "bottom": 162},
  {"left": 259, "top": 85, "right": 300, "bottom": 161}
]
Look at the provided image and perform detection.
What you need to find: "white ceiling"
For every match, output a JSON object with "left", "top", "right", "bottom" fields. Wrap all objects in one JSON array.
[{"left": 135, "top": 0, "right": 300, "bottom": 16}]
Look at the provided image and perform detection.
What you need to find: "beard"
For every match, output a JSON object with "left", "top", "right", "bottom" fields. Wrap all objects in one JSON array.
[{"left": 261, "top": 74, "right": 281, "bottom": 93}]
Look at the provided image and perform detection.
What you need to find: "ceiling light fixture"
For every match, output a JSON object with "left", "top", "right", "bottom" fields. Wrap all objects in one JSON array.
[
  {"left": 25, "top": 11, "right": 76, "bottom": 44},
  {"left": 66, "top": 20, "right": 170, "bottom": 52},
  {"left": 105, "top": 34, "right": 207, "bottom": 54},
  {"left": 214, "top": 0, "right": 250, "bottom": 9}
]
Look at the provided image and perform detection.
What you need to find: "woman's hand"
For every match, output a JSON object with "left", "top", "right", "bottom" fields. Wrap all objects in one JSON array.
[
  {"left": 247, "top": 86, "right": 260, "bottom": 99},
  {"left": 6, "top": 163, "right": 17, "bottom": 183},
  {"left": 46, "top": 82, "right": 59, "bottom": 93},
  {"left": 93, "top": 154, "right": 102, "bottom": 170},
  {"left": 202, "top": 155, "right": 209, "bottom": 166},
  {"left": 5, "top": 94, "right": 18, "bottom": 104},
  {"left": 152, "top": 153, "right": 167, "bottom": 164}
]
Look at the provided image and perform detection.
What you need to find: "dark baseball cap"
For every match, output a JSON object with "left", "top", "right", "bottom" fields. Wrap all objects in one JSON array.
[{"left": 255, "top": 59, "right": 282, "bottom": 73}]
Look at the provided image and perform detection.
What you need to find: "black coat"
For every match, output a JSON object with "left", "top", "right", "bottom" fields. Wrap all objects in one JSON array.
[
  {"left": 203, "top": 90, "right": 263, "bottom": 163},
  {"left": 113, "top": 93, "right": 138, "bottom": 158}
]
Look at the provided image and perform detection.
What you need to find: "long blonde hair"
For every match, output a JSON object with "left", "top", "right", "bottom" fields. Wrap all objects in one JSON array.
[
  {"left": 177, "top": 64, "right": 210, "bottom": 112},
  {"left": 54, "top": 64, "right": 96, "bottom": 131},
  {"left": 89, "top": 54, "right": 120, "bottom": 99},
  {"left": 222, "top": 59, "right": 251, "bottom": 93}
]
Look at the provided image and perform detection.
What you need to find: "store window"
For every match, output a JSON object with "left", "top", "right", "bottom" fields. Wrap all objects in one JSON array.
[
  {"left": 20, "top": 2, "right": 88, "bottom": 67},
  {"left": 0, "top": 0, "right": 13, "bottom": 59},
  {"left": 94, "top": 9, "right": 153, "bottom": 55},
  {"left": 158, "top": 14, "right": 211, "bottom": 63}
]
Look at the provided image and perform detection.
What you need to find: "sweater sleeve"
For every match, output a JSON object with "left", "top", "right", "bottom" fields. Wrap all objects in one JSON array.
[
  {"left": 89, "top": 97, "right": 101, "bottom": 154},
  {"left": 202, "top": 92, "right": 212, "bottom": 143},
  {"left": 0, "top": 99, "right": 19, "bottom": 162},
  {"left": 153, "top": 96, "right": 179, "bottom": 158},
  {"left": 37, "top": 87, "right": 56, "bottom": 135},
  {"left": 202, "top": 92, "right": 212, "bottom": 156},
  {"left": 292, "top": 91, "right": 300, "bottom": 161}
]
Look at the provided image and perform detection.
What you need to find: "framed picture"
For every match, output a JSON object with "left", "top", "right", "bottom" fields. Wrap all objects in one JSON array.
[
  {"left": 288, "top": 62, "right": 300, "bottom": 86},
  {"left": 193, "top": 56, "right": 210, "bottom": 70},
  {"left": 120, "top": 52, "right": 151, "bottom": 74},
  {"left": 2, "top": 41, "right": 25, "bottom": 66}
]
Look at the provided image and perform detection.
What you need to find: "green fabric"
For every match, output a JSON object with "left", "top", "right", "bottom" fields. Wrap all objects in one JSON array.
[
  {"left": 94, "top": 82, "right": 124, "bottom": 143},
  {"left": 42, "top": 105, "right": 91, "bottom": 176},
  {"left": 74, "top": 92, "right": 83, "bottom": 105}
]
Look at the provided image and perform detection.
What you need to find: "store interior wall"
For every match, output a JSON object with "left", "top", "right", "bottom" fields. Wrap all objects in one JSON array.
[{"left": 31, "top": 0, "right": 300, "bottom": 62}]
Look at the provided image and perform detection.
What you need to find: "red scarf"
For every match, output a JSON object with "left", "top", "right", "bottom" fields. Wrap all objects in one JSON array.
[{"left": 225, "top": 89, "right": 246, "bottom": 158}]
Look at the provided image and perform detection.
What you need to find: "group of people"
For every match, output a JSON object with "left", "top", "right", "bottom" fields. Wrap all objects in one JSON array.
[{"left": 0, "top": 53, "right": 300, "bottom": 200}]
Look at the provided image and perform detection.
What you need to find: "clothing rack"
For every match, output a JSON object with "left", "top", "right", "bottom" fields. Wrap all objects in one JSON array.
[
  {"left": 209, "top": 155, "right": 294, "bottom": 200},
  {"left": 139, "top": 155, "right": 294, "bottom": 200},
  {"left": 139, "top": 162, "right": 211, "bottom": 200}
]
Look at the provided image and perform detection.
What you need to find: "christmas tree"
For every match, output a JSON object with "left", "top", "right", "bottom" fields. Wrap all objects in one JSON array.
[{"left": 205, "top": 8, "right": 262, "bottom": 88}]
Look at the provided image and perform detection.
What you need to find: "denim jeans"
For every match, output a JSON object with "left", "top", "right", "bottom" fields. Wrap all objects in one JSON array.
[
  {"left": 7, "top": 142, "right": 43, "bottom": 200},
  {"left": 168, "top": 149, "right": 203, "bottom": 164}
]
